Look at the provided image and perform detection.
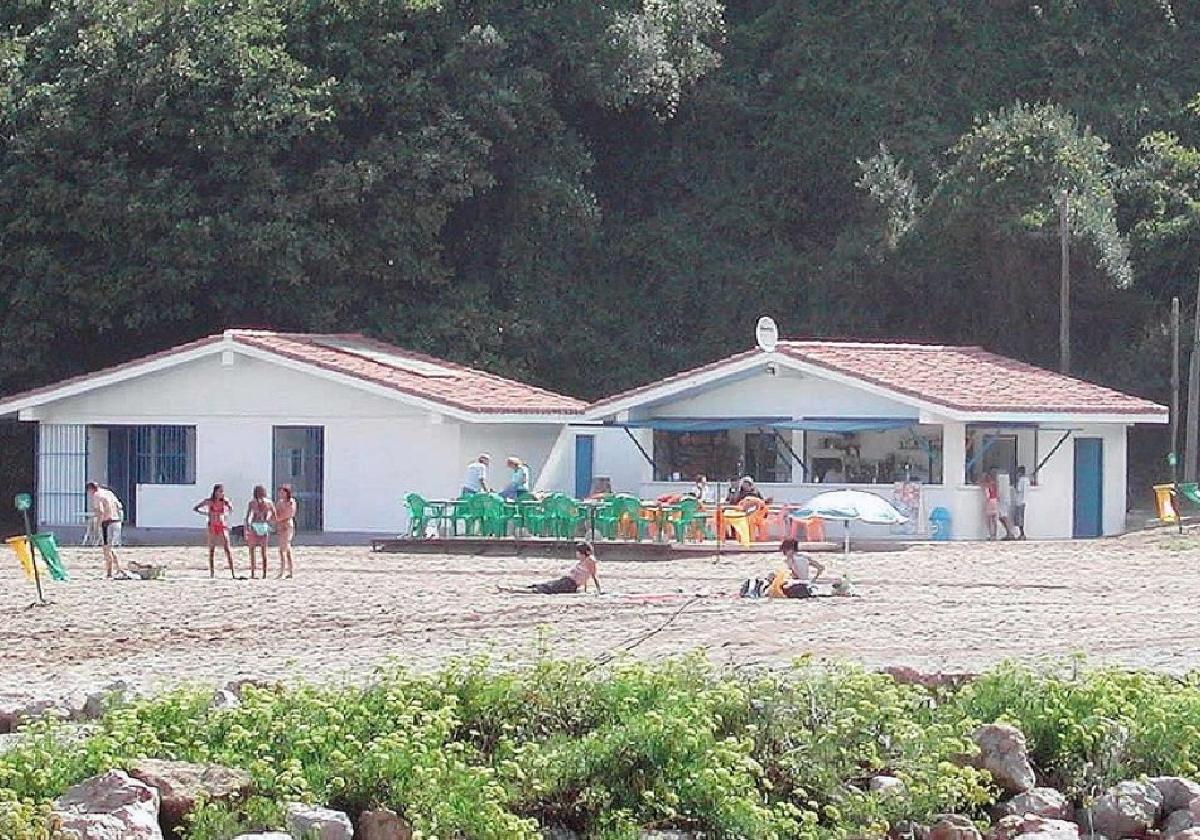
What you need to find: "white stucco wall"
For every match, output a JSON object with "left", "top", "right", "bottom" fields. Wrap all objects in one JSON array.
[
  {"left": 29, "top": 353, "right": 558, "bottom": 533},
  {"left": 648, "top": 368, "right": 916, "bottom": 419},
  {"left": 457, "top": 424, "right": 562, "bottom": 492}
]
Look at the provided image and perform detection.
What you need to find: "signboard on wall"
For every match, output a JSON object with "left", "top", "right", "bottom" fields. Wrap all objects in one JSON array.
[{"left": 891, "top": 481, "right": 921, "bottom": 535}]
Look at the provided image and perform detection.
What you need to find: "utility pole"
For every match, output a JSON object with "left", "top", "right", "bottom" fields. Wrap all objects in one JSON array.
[
  {"left": 1187, "top": 271, "right": 1200, "bottom": 483},
  {"left": 1171, "top": 297, "right": 1181, "bottom": 484},
  {"left": 1059, "top": 190, "right": 1071, "bottom": 375}
]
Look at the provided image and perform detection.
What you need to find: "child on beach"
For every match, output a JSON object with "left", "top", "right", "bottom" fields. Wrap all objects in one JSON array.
[
  {"left": 194, "top": 484, "right": 236, "bottom": 579},
  {"left": 520, "top": 541, "right": 601, "bottom": 594},
  {"left": 244, "top": 485, "right": 276, "bottom": 579},
  {"left": 275, "top": 485, "right": 297, "bottom": 579}
]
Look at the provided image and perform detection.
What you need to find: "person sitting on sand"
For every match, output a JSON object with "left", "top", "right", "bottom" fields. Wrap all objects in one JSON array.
[
  {"left": 244, "top": 485, "right": 276, "bottom": 579},
  {"left": 194, "top": 484, "right": 236, "bottom": 579},
  {"left": 523, "top": 540, "right": 601, "bottom": 594},
  {"left": 741, "top": 538, "right": 826, "bottom": 599}
]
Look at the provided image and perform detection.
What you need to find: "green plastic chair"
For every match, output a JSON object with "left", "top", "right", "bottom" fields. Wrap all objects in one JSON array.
[
  {"left": 404, "top": 493, "right": 441, "bottom": 538},
  {"left": 463, "top": 492, "right": 513, "bottom": 537},
  {"left": 514, "top": 492, "right": 549, "bottom": 536},
  {"left": 594, "top": 494, "right": 647, "bottom": 541},
  {"left": 543, "top": 493, "right": 585, "bottom": 539},
  {"left": 666, "top": 497, "right": 712, "bottom": 543}
]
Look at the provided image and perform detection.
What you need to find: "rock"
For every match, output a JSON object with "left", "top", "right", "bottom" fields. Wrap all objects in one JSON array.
[
  {"left": 541, "top": 829, "right": 581, "bottom": 840},
  {"left": 929, "top": 815, "right": 983, "bottom": 840},
  {"left": 210, "top": 688, "right": 241, "bottom": 710},
  {"left": 973, "top": 725, "right": 1037, "bottom": 793},
  {"left": 890, "top": 820, "right": 930, "bottom": 840},
  {"left": 1079, "top": 780, "right": 1163, "bottom": 839},
  {"left": 1166, "top": 831, "right": 1200, "bottom": 840},
  {"left": 128, "top": 758, "right": 253, "bottom": 832},
  {"left": 82, "top": 681, "right": 132, "bottom": 720},
  {"left": 358, "top": 807, "right": 413, "bottom": 840},
  {"left": 991, "top": 788, "right": 1073, "bottom": 821},
  {"left": 1151, "top": 778, "right": 1200, "bottom": 814},
  {"left": 987, "top": 815, "right": 1078, "bottom": 840},
  {"left": 285, "top": 803, "right": 353, "bottom": 840},
  {"left": 871, "top": 775, "right": 908, "bottom": 797},
  {"left": 53, "top": 769, "right": 163, "bottom": 840},
  {"left": 1164, "top": 809, "right": 1198, "bottom": 836},
  {"left": 0, "top": 696, "right": 71, "bottom": 732}
]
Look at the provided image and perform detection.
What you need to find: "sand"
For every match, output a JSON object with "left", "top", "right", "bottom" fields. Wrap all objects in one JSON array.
[{"left": 3, "top": 528, "right": 1200, "bottom": 699}]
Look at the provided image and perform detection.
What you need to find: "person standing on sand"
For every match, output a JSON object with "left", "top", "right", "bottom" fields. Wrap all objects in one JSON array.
[
  {"left": 275, "top": 484, "right": 297, "bottom": 578},
  {"left": 981, "top": 472, "right": 1000, "bottom": 540},
  {"left": 86, "top": 481, "right": 123, "bottom": 578},
  {"left": 244, "top": 485, "right": 275, "bottom": 579},
  {"left": 462, "top": 453, "right": 491, "bottom": 496},
  {"left": 194, "top": 484, "right": 236, "bottom": 578},
  {"left": 1013, "top": 466, "right": 1030, "bottom": 540}
]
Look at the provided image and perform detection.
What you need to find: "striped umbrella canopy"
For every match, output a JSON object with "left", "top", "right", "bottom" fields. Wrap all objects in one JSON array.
[{"left": 793, "top": 489, "right": 908, "bottom": 557}]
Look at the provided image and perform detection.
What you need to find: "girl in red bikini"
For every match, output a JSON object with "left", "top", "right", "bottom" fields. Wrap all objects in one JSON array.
[{"left": 194, "top": 484, "right": 236, "bottom": 578}]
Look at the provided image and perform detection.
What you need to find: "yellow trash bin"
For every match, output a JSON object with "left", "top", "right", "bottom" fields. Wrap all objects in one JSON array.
[
  {"left": 5, "top": 536, "right": 35, "bottom": 580},
  {"left": 1154, "top": 484, "right": 1178, "bottom": 523}
]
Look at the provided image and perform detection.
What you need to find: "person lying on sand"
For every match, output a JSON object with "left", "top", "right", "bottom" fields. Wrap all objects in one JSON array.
[{"left": 508, "top": 540, "right": 601, "bottom": 595}]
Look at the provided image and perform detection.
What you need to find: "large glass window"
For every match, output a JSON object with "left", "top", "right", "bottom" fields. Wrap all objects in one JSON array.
[
  {"left": 802, "top": 425, "right": 944, "bottom": 484},
  {"left": 653, "top": 429, "right": 794, "bottom": 482}
]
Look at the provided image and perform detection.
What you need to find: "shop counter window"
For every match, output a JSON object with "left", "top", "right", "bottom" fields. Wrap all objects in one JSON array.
[{"left": 802, "top": 425, "right": 944, "bottom": 485}]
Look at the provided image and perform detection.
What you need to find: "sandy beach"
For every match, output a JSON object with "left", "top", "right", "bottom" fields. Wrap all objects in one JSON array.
[{"left": 2, "top": 528, "right": 1199, "bottom": 700}]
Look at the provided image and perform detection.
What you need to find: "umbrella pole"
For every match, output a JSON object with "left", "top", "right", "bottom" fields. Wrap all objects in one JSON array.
[{"left": 843, "top": 520, "right": 850, "bottom": 559}]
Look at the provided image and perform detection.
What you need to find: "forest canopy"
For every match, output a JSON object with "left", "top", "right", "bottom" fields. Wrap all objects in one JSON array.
[{"left": 1, "top": 0, "right": 1199, "bottom": 407}]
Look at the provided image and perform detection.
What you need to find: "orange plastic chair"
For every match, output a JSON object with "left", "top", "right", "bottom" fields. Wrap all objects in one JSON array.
[
  {"left": 716, "top": 506, "right": 751, "bottom": 547},
  {"left": 788, "top": 515, "right": 826, "bottom": 542},
  {"left": 740, "top": 498, "right": 770, "bottom": 542}
]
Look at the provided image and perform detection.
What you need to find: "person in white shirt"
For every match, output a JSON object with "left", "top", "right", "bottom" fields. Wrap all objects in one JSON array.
[
  {"left": 86, "top": 481, "right": 123, "bottom": 578},
  {"left": 462, "top": 453, "right": 491, "bottom": 496},
  {"left": 1012, "top": 466, "right": 1030, "bottom": 540},
  {"left": 996, "top": 470, "right": 1015, "bottom": 540}
]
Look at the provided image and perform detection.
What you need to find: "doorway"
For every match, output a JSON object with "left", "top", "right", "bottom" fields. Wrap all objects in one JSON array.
[
  {"left": 273, "top": 426, "right": 324, "bottom": 531},
  {"left": 1072, "top": 438, "right": 1103, "bottom": 538},
  {"left": 574, "top": 435, "right": 595, "bottom": 499}
]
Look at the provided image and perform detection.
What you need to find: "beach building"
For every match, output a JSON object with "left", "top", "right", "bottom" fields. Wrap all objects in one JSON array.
[
  {"left": 0, "top": 331, "right": 584, "bottom": 536},
  {"left": 0, "top": 328, "right": 1167, "bottom": 540},
  {"left": 536, "top": 339, "right": 1167, "bottom": 540}
]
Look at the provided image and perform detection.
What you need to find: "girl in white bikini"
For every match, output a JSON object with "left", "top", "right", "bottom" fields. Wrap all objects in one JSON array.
[
  {"left": 244, "top": 485, "right": 276, "bottom": 579},
  {"left": 275, "top": 484, "right": 297, "bottom": 579}
]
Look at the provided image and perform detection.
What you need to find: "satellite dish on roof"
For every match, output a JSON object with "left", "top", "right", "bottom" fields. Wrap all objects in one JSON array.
[{"left": 755, "top": 316, "right": 779, "bottom": 353}]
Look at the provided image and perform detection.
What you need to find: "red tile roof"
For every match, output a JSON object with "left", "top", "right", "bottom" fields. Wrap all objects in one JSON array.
[
  {"left": 591, "top": 341, "right": 1166, "bottom": 417},
  {"left": 0, "top": 331, "right": 585, "bottom": 417},
  {"left": 231, "top": 332, "right": 585, "bottom": 415}
]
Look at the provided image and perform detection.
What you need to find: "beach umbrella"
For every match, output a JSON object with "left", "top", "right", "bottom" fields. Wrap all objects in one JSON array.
[{"left": 792, "top": 489, "right": 908, "bottom": 558}]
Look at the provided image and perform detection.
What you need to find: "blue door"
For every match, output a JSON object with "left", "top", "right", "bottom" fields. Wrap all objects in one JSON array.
[
  {"left": 1072, "top": 438, "right": 1103, "bottom": 538},
  {"left": 574, "top": 435, "right": 595, "bottom": 499}
]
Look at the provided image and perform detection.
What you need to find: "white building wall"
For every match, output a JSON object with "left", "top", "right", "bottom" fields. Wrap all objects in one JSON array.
[
  {"left": 653, "top": 368, "right": 917, "bottom": 418},
  {"left": 457, "top": 424, "right": 562, "bottom": 492},
  {"left": 28, "top": 353, "right": 553, "bottom": 533}
]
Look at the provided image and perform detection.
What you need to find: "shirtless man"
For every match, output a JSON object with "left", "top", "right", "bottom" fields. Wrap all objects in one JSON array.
[{"left": 86, "top": 482, "right": 123, "bottom": 578}]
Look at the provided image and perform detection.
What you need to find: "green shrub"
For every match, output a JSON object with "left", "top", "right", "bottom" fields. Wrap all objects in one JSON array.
[{"left": 2, "top": 657, "right": 1200, "bottom": 839}]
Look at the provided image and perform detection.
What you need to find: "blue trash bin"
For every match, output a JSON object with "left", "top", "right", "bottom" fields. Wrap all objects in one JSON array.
[{"left": 929, "top": 507, "right": 951, "bottom": 541}]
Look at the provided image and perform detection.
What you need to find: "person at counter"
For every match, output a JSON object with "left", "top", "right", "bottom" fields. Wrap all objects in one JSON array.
[
  {"left": 822, "top": 462, "right": 844, "bottom": 483},
  {"left": 726, "top": 476, "right": 763, "bottom": 504}
]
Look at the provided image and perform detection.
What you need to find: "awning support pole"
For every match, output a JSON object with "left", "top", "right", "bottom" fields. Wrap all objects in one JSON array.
[
  {"left": 767, "top": 427, "right": 807, "bottom": 480},
  {"left": 623, "top": 426, "right": 657, "bottom": 471},
  {"left": 1035, "top": 429, "right": 1073, "bottom": 480}
]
